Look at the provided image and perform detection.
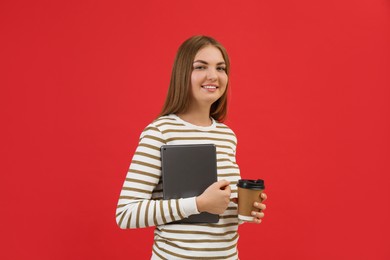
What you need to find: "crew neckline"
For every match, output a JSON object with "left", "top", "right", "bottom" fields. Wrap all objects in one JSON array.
[{"left": 171, "top": 114, "right": 216, "bottom": 131}]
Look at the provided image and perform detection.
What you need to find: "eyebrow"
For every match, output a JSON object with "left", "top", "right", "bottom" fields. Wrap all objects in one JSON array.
[{"left": 193, "top": 60, "right": 226, "bottom": 65}]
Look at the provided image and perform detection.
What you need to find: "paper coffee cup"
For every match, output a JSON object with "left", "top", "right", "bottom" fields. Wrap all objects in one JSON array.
[{"left": 237, "top": 179, "right": 265, "bottom": 222}]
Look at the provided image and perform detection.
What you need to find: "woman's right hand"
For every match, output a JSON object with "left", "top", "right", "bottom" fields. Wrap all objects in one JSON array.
[{"left": 196, "top": 180, "right": 231, "bottom": 214}]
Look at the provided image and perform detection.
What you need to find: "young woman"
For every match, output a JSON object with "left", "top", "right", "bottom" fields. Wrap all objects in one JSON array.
[{"left": 116, "top": 35, "right": 267, "bottom": 259}]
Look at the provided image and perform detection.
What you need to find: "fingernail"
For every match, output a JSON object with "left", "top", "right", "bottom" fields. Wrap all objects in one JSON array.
[
  {"left": 251, "top": 211, "right": 256, "bottom": 216},
  {"left": 254, "top": 202, "right": 258, "bottom": 207}
]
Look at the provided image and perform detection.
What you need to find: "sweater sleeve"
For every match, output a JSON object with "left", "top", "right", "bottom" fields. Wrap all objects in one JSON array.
[{"left": 116, "top": 124, "right": 199, "bottom": 229}]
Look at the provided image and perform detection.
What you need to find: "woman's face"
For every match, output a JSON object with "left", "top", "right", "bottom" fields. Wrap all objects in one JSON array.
[{"left": 190, "top": 45, "right": 228, "bottom": 108}]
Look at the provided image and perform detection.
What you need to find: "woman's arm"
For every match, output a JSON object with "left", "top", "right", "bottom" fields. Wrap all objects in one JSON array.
[{"left": 115, "top": 124, "right": 199, "bottom": 229}]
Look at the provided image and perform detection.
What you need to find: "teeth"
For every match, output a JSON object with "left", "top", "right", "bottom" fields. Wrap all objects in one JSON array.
[{"left": 203, "top": 85, "right": 217, "bottom": 89}]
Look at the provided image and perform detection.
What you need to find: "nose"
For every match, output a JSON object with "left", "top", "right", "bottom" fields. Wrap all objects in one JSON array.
[{"left": 206, "top": 68, "right": 218, "bottom": 81}]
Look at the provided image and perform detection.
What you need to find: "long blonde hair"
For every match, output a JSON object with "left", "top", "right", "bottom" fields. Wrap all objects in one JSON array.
[{"left": 159, "top": 35, "right": 230, "bottom": 122}]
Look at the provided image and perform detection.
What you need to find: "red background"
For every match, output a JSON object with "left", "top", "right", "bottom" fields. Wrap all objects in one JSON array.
[{"left": 1, "top": 0, "right": 389, "bottom": 259}]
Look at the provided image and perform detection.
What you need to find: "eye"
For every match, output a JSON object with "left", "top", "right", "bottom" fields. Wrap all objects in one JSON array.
[
  {"left": 194, "top": 65, "right": 206, "bottom": 70},
  {"left": 217, "top": 66, "right": 226, "bottom": 72}
]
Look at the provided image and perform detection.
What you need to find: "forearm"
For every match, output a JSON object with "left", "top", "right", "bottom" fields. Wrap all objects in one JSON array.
[{"left": 116, "top": 197, "right": 199, "bottom": 229}]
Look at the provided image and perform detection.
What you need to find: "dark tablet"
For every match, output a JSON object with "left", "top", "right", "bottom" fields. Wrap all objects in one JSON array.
[{"left": 161, "top": 144, "right": 219, "bottom": 224}]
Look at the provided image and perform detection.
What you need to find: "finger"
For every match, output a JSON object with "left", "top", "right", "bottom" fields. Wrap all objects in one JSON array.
[
  {"left": 251, "top": 211, "right": 265, "bottom": 219},
  {"left": 254, "top": 218, "right": 262, "bottom": 224},
  {"left": 223, "top": 186, "right": 232, "bottom": 198},
  {"left": 254, "top": 202, "right": 266, "bottom": 210},
  {"left": 261, "top": 193, "right": 267, "bottom": 201},
  {"left": 217, "top": 179, "right": 230, "bottom": 188}
]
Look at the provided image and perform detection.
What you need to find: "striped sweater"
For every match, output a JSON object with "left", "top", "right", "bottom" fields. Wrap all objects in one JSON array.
[{"left": 116, "top": 114, "right": 241, "bottom": 259}]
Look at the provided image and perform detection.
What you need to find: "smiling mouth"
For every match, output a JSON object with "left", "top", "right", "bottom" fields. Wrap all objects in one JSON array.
[{"left": 202, "top": 85, "right": 218, "bottom": 90}]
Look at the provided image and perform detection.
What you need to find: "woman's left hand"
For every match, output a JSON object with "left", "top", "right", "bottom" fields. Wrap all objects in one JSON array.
[
  {"left": 231, "top": 192, "right": 267, "bottom": 224},
  {"left": 252, "top": 193, "right": 267, "bottom": 224}
]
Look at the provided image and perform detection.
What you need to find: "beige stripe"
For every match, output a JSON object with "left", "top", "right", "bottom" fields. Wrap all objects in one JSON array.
[
  {"left": 195, "top": 222, "right": 237, "bottom": 228},
  {"left": 154, "top": 242, "right": 237, "bottom": 259},
  {"left": 117, "top": 211, "right": 126, "bottom": 227},
  {"left": 217, "top": 158, "right": 232, "bottom": 162},
  {"left": 218, "top": 173, "right": 240, "bottom": 178},
  {"left": 176, "top": 199, "right": 184, "bottom": 219},
  {"left": 174, "top": 222, "right": 237, "bottom": 229},
  {"left": 155, "top": 233, "right": 238, "bottom": 243},
  {"left": 142, "top": 134, "right": 165, "bottom": 143},
  {"left": 216, "top": 125, "right": 229, "bottom": 129},
  {"left": 153, "top": 201, "right": 158, "bottom": 226},
  {"left": 211, "top": 130, "right": 235, "bottom": 136},
  {"left": 152, "top": 247, "right": 168, "bottom": 260},
  {"left": 128, "top": 169, "right": 159, "bottom": 179},
  {"left": 142, "top": 126, "right": 158, "bottom": 133},
  {"left": 125, "top": 178, "right": 156, "bottom": 186},
  {"left": 138, "top": 143, "right": 161, "bottom": 151},
  {"left": 145, "top": 200, "right": 151, "bottom": 227},
  {"left": 217, "top": 151, "right": 235, "bottom": 157},
  {"left": 136, "top": 200, "right": 143, "bottom": 228},
  {"left": 158, "top": 239, "right": 237, "bottom": 252},
  {"left": 117, "top": 203, "right": 130, "bottom": 209},
  {"left": 155, "top": 122, "right": 183, "bottom": 127},
  {"left": 119, "top": 195, "right": 141, "bottom": 200},
  {"left": 161, "top": 129, "right": 235, "bottom": 137},
  {"left": 122, "top": 187, "right": 152, "bottom": 195},
  {"left": 218, "top": 165, "right": 239, "bottom": 170},
  {"left": 166, "top": 137, "right": 236, "bottom": 146},
  {"left": 168, "top": 200, "right": 175, "bottom": 222},
  {"left": 132, "top": 160, "right": 160, "bottom": 170},
  {"left": 160, "top": 201, "right": 167, "bottom": 224},
  {"left": 116, "top": 211, "right": 123, "bottom": 218},
  {"left": 216, "top": 144, "right": 234, "bottom": 150},
  {"left": 161, "top": 228, "right": 237, "bottom": 236},
  {"left": 134, "top": 151, "right": 160, "bottom": 161},
  {"left": 126, "top": 211, "right": 132, "bottom": 229},
  {"left": 154, "top": 116, "right": 176, "bottom": 123}
]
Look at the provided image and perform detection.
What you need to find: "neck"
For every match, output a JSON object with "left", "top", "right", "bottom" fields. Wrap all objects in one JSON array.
[{"left": 177, "top": 106, "right": 212, "bottom": 127}]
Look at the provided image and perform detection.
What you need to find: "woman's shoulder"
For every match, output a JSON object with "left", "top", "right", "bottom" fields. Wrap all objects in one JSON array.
[
  {"left": 137, "top": 115, "right": 173, "bottom": 141},
  {"left": 140, "top": 114, "right": 178, "bottom": 133},
  {"left": 152, "top": 114, "right": 176, "bottom": 123},
  {"left": 214, "top": 120, "right": 237, "bottom": 137},
  {"left": 149, "top": 114, "right": 178, "bottom": 128}
]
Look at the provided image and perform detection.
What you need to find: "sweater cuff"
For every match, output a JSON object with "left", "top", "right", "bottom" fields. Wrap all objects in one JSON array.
[{"left": 180, "top": 197, "right": 200, "bottom": 217}]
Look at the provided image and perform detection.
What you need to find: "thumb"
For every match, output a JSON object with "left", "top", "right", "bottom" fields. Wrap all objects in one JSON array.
[{"left": 216, "top": 179, "right": 230, "bottom": 189}]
